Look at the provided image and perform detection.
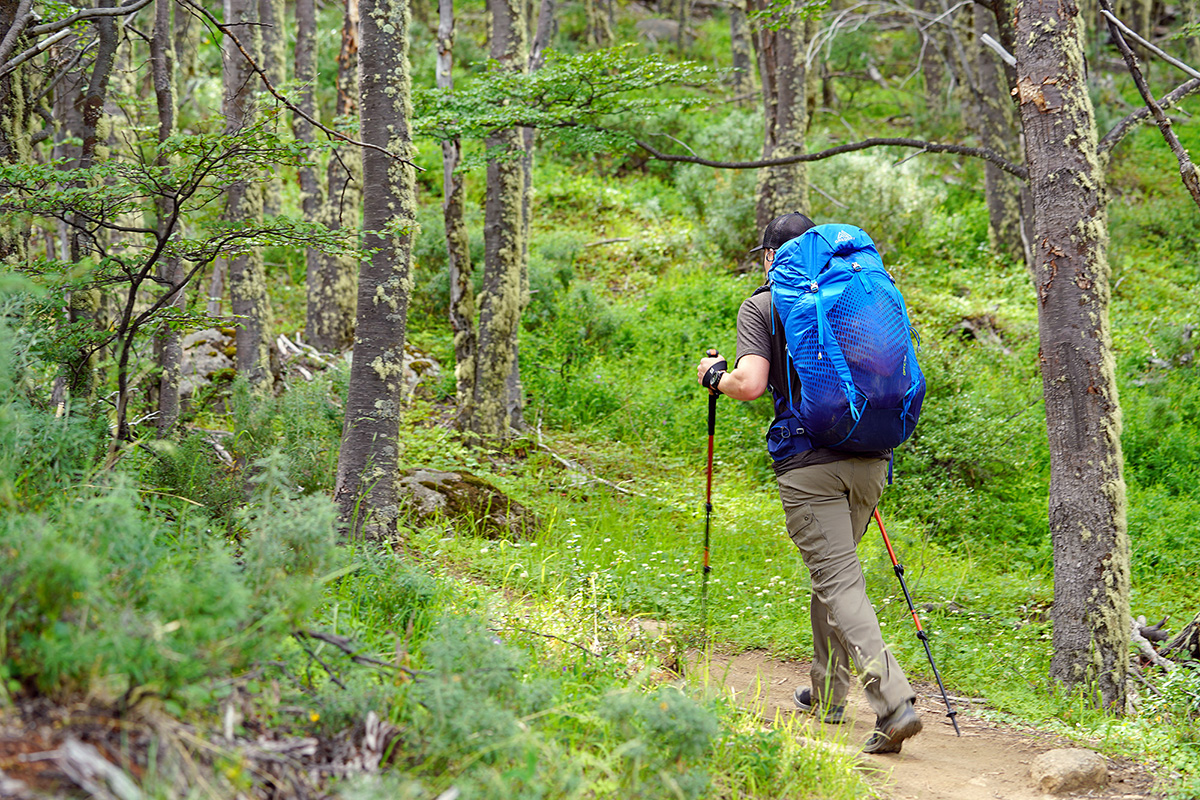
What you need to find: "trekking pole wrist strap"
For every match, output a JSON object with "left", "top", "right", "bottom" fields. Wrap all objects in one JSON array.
[{"left": 703, "top": 360, "right": 728, "bottom": 393}]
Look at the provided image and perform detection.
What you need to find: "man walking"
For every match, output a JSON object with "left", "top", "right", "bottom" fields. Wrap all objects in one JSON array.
[{"left": 696, "top": 212, "right": 922, "bottom": 754}]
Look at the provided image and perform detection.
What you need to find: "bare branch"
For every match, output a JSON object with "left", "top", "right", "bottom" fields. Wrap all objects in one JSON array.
[
  {"left": 179, "top": 0, "right": 421, "bottom": 171},
  {"left": 979, "top": 33, "right": 1015, "bottom": 68},
  {"left": 0, "top": 0, "right": 33, "bottom": 67},
  {"left": 0, "top": 28, "right": 72, "bottom": 80},
  {"left": 1100, "top": 10, "right": 1200, "bottom": 81},
  {"left": 1100, "top": 78, "right": 1200, "bottom": 151},
  {"left": 26, "top": 0, "right": 154, "bottom": 38},
  {"left": 635, "top": 136, "right": 1029, "bottom": 180},
  {"left": 1098, "top": 2, "right": 1200, "bottom": 207}
]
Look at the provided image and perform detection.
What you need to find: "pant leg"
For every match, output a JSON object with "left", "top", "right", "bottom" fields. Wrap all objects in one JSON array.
[
  {"left": 778, "top": 458, "right": 915, "bottom": 718},
  {"left": 810, "top": 589, "right": 853, "bottom": 706}
]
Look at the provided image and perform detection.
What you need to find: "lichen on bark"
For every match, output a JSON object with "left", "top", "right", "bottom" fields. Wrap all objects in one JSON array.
[
  {"left": 334, "top": 0, "right": 417, "bottom": 538},
  {"left": 1015, "top": 0, "right": 1130, "bottom": 711}
]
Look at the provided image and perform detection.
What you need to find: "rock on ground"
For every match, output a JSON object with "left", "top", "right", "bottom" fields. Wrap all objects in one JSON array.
[
  {"left": 396, "top": 469, "right": 539, "bottom": 540},
  {"left": 1030, "top": 748, "right": 1109, "bottom": 794}
]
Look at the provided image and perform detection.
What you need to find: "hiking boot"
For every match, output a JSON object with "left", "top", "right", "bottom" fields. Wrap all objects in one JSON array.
[
  {"left": 862, "top": 701, "right": 922, "bottom": 754},
  {"left": 792, "top": 687, "right": 846, "bottom": 724}
]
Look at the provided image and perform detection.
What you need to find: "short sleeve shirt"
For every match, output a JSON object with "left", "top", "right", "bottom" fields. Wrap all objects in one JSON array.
[{"left": 735, "top": 288, "right": 890, "bottom": 475}]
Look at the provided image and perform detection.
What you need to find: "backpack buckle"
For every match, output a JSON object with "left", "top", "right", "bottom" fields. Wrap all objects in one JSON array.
[{"left": 809, "top": 282, "right": 819, "bottom": 292}]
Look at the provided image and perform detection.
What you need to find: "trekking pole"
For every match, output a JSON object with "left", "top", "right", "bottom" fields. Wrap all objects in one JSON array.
[
  {"left": 701, "top": 348, "right": 723, "bottom": 640},
  {"left": 873, "top": 508, "right": 961, "bottom": 736}
]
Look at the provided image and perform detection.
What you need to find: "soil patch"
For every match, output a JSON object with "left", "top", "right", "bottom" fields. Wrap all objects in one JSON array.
[{"left": 698, "top": 649, "right": 1162, "bottom": 799}]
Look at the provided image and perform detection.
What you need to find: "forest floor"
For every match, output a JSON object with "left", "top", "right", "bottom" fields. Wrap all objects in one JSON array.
[{"left": 701, "top": 648, "right": 1164, "bottom": 799}]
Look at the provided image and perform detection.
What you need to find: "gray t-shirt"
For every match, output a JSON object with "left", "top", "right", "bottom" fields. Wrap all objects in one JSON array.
[{"left": 735, "top": 288, "right": 890, "bottom": 475}]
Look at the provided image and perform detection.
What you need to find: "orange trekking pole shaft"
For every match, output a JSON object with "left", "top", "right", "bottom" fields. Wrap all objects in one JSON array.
[{"left": 874, "top": 508, "right": 961, "bottom": 736}]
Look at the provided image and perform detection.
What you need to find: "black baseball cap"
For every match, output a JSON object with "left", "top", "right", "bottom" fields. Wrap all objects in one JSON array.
[{"left": 749, "top": 212, "right": 816, "bottom": 253}]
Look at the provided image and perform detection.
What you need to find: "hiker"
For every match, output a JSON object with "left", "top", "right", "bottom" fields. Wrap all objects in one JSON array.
[{"left": 695, "top": 212, "right": 922, "bottom": 754}]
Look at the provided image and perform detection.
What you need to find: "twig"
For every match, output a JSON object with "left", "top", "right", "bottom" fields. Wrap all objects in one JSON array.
[
  {"left": 534, "top": 438, "right": 646, "bottom": 497},
  {"left": 292, "top": 633, "right": 347, "bottom": 690},
  {"left": 178, "top": 0, "right": 420, "bottom": 170},
  {"left": 492, "top": 624, "right": 600, "bottom": 658},
  {"left": 297, "top": 629, "right": 420, "bottom": 675},
  {"left": 811, "top": 182, "right": 850, "bottom": 210},
  {"left": 584, "top": 237, "right": 632, "bottom": 247}
]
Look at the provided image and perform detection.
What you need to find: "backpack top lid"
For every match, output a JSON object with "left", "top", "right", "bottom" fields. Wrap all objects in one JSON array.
[
  {"left": 771, "top": 223, "right": 878, "bottom": 285},
  {"left": 770, "top": 223, "right": 881, "bottom": 317}
]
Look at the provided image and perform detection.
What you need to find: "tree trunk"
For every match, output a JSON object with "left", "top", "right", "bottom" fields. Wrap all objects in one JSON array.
[
  {"left": 917, "top": 0, "right": 951, "bottom": 111},
  {"left": 295, "top": 0, "right": 331, "bottom": 350},
  {"left": 471, "top": 0, "right": 526, "bottom": 440},
  {"left": 438, "top": 0, "right": 477, "bottom": 429},
  {"left": 308, "top": 0, "right": 360, "bottom": 353},
  {"left": 508, "top": 0, "right": 555, "bottom": 431},
  {"left": 151, "top": 0, "right": 185, "bottom": 438},
  {"left": 676, "top": 0, "right": 690, "bottom": 53},
  {"left": 751, "top": 0, "right": 814, "bottom": 231},
  {"left": 222, "top": 0, "right": 273, "bottom": 384},
  {"left": 334, "top": 0, "right": 417, "bottom": 537},
  {"left": 0, "top": 0, "right": 32, "bottom": 264},
  {"left": 258, "top": 0, "right": 285, "bottom": 218},
  {"left": 1186, "top": 0, "right": 1200, "bottom": 65},
  {"left": 1015, "top": 0, "right": 1130, "bottom": 712},
  {"left": 970, "top": 3, "right": 1024, "bottom": 265},
  {"left": 729, "top": 0, "right": 753, "bottom": 97}
]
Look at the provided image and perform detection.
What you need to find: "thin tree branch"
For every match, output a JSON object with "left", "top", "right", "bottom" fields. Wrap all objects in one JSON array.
[
  {"left": 0, "top": 28, "right": 72, "bottom": 80},
  {"left": 26, "top": 0, "right": 154, "bottom": 38},
  {"left": 1100, "top": 10, "right": 1200, "bottom": 81},
  {"left": 1098, "top": 4, "right": 1200, "bottom": 207},
  {"left": 0, "top": 0, "right": 33, "bottom": 67},
  {"left": 979, "top": 32, "right": 1015, "bottom": 68},
  {"left": 1100, "top": 78, "right": 1200, "bottom": 152},
  {"left": 635, "top": 135, "right": 1029, "bottom": 180},
  {"left": 179, "top": 0, "right": 421, "bottom": 171}
]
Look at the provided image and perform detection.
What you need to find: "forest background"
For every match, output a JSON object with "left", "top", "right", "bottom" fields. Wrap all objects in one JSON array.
[{"left": 1, "top": 0, "right": 1200, "bottom": 797}]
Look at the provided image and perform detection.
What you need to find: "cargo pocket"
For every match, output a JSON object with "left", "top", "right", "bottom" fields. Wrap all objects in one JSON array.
[{"left": 785, "top": 501, "right": 821, "bottom": 557}]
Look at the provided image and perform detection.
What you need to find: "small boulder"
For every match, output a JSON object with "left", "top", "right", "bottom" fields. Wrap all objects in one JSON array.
[
  {"left": 396, "top": 469, "right": 539, "bottom": 540},
  {"left": 1030, "top": 748, "right": 1109, "bottom": 794}
]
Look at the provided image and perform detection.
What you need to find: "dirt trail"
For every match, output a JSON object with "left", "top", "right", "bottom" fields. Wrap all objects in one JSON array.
[{"left": 698, "top": 650, "right": 1160, "bottom": 800}]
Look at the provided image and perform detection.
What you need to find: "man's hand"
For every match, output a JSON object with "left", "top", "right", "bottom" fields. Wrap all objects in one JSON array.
[
  {"left": 698, "top": 349, "right": 726, "bottom": 392},
  {"left": 697, "top": 351, "right": 770, "bottom": 402}
]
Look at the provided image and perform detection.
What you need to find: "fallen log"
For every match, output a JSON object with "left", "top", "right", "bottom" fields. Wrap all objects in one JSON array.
[{"left": 1160, "top": 611, "right": 1200, "bottom": 661}]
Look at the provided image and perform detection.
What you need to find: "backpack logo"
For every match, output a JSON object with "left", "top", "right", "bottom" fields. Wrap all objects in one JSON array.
[{"left": 766, "top": 224, "right": 925, "bottom": 459}]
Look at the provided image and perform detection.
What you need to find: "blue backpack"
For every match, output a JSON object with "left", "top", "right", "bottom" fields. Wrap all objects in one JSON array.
[{"left": 767, "top": 223, "right": 925, "bottom": 460}]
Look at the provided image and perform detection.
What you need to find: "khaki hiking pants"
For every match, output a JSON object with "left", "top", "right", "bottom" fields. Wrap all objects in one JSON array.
[{"left": 777, "top": 457, "right": 915, "bottom": 720}]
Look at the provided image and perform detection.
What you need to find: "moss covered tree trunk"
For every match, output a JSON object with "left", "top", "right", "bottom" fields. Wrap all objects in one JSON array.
[
  {"left": 1015, "top": 0, "right": 1130, "bottom": 711},
  {"left": 151, "top": 0, "right": 185, "bottom": 437},
  {"left": 334, "top": 0, "right": 416, "bottom": 537},
  {"left": 438, "top": 0, "right": 477, "bottom": 429},
  {"left": 223, "top": 0, "right": 273, "bottom": 384},
  {"left": 729, "top": 0, "right": 753, "bottom": 97},
  {"left": 750, "top": 0, "right": 814, "bottom": 230},
  {"left": 307, "top": 0, "right": 360, "bottom": 353},
  {"left": 0, "top": 0, "right": 32, "bottom": 265},
  {"left": 471, "top": 0, "right": 526, "bottom": 440}
]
